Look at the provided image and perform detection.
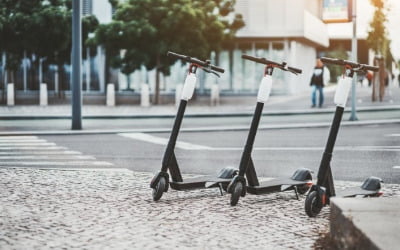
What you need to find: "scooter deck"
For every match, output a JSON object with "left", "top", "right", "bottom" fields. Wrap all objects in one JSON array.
[
  {"left": 170, "top": 176, "right": 232, "bottom": 190},
  {"left": 336, "top": 186, "right": 380, "bottom": 197},
  {"left": 247, "top": 178, "right": 308, "bottom": 195}
]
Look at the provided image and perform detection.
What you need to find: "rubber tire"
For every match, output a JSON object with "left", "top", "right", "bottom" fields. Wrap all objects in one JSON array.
[
  {"left": 305, "top": 190, "right": 322, "bottom": 217},
  {"left": 297, "top": 184, "right": 310, "bottom": 195},
  {"left": 152, "top": 176, "right": 166, "bottom": 201},
  {"left": 230, "top": 182, "right": 243, "bottom": 206}
]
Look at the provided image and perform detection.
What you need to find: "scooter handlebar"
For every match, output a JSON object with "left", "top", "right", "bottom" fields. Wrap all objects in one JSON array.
[
  {"left": 167, "top": 51, "right": 225, "bottom": 73},
  {"left": 320, "top": 57, "right": 379, "bottom": 72},
  {"left": 241, "top": 54, "right": 302, "bottom": 74}
]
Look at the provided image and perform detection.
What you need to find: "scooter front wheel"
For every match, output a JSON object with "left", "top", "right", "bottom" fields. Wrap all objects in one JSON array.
[
  {"left": 305, "top": 190, "right": 322, "bottom": 217},
  {"left": 230, "top": 181, "right": 243, "bottom": 206},
  {"left": 152, "top": 176, "right": 167, "bottom": 201}
]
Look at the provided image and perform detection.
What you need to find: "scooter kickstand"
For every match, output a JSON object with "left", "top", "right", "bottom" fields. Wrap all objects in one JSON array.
[
  {"left": 218, "top": 183, "right": 224, "bottom": 196},
  {"left": 294, "top": 186, "right": 300, "bottom": 200}
]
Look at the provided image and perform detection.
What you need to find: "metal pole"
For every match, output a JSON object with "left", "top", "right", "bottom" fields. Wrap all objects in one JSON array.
[
  {"left": 72, "top": 0, "right": 82, "bottom": 129},
  {"left": 349, "top": 0, "right": 358, "bottom": 121},
  {"left": 23, "top": 50, "right": 27, "bottom": 92}
]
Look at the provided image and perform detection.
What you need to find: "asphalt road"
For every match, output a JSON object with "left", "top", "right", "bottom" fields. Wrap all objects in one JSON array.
[
  {"left": 42, "top": 123, "right": 400, "bottom": 184},
  {"left": 0, "top": 109, "right": 399, "bottom": 132}
]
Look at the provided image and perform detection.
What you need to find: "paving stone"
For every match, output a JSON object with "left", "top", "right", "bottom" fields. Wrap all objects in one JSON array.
[{"left": 0, "top": 168, "right": 399, "bottom": 249}]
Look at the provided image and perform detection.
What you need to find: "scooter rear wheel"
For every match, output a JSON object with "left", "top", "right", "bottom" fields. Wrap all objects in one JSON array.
[
  {"left": 230, "top": 182, "right": 243, "bottom": 206},
  {"left": 305, "top": 190, "right": 322, "bottom": 217},
  {"left": 152, "top": 176, "right": 167, "bottom": 201}
]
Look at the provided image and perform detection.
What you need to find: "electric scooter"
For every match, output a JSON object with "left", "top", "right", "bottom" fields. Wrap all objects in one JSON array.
[
  {"left": 150, "top": 51, "right": 238, "bottom": 201},
  {"left": 305, "top": 57, "right": 383, "bottom": 217},
  {"left": 227, "top": 55, "right": 313, "bottom": 206}
]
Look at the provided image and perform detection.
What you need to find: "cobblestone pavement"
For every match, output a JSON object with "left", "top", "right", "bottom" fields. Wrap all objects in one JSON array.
[{"left": 1, "top": 168, "right": 399, "bottom": 250}]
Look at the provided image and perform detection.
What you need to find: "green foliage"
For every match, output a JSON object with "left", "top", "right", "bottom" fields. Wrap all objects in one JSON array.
[
  {"left": 95, "top": 0, "right": 244, "bottom": 75},
  {"left": 325, "top": 45, "right": 348, "bottom": 83},
  {"left": 367, "top": 0, "right": 390, "bottom": 58},
  {"left": 0, "top": 0, "right": 99, "bottom": 71}
]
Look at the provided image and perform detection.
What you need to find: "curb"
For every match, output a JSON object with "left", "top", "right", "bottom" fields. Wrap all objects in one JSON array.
[
  {"left": 0, "top": 119, "right": 399, "bottom": 136},
  {"left": 0, "top": 105, "right": 399, "bottom": 120},
  {"left": 330, "top": 198, "right": 400, "bottom": 250}
]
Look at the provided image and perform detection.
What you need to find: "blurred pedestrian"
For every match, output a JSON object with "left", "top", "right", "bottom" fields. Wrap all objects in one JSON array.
[
  {"left": 366, "top": 71, "right": 373, "bottom": 87},
  {"left": 398, "top": 73, "right": 400, "bottom": 87},
  {"left": 310, "top": 58, "right": 330, "bottom": 108}
]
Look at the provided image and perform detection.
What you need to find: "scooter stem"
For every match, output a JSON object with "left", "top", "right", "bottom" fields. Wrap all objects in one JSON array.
[
  {"left": 238, "top": 102, "right": 264, "bottom": 176},
  {"left": 161, "top": 99, "right": 187, "bottom": 171},
  {"left": 316, "top": 105, "right": 344, "bottom": 194}
]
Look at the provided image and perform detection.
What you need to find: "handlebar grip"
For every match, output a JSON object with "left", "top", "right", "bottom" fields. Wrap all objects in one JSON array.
[
  {"left": 167, "top": 51, "right": 225, "bottom": 73},
  {"left": 362, "top": 64, "right": 379, "bottom": 72},
  {"left": 320, "top": 57, "right": 342, "bottom": 65},
  {"left": 209, "top": 65, "right": 225, "bottom": 73},
  {"left": 242, "top": 54, "right": 276, "bottom": 65},
  {"left": 167, "top": 51, "right": 186, "bottom": 60},
  {"left": 288, "top": 66, "right": 302, "bottom": 74}
]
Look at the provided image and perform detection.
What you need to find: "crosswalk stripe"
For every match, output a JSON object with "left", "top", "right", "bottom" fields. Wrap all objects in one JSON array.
[
  {"left": 0, "top": 150, "right": 82, "bottom": 155},
  {"left": 0, "top": 142, "right": 56, "bottom": 146},
  {"left": 0, "top": 139, "right": 47, "bottom": 143},
  {"left": 0, "top": 161, "right": 113, "bottom": 166},
  {"left": 0, "top": 146, "right": 67, "bottom": 150},
  {"left": 0, "top": 136, "right": 114, "bottom": 168},
  {"left": 0, "top": 136, "right": 38, "bottom": 140},
  {"left": 0, "top": 155, "right": 96, "bottom": 160}
]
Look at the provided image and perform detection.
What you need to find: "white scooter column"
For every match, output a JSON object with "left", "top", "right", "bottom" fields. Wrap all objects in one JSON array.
[
  {"left": 257, "top": 75, "right": 273, "bottom": 103},
  {"left": 334, "top": 76, "right": 352, "bottom": 108},
  {"left": 181, "top": 73, "right": 197, "bottom": 101}
]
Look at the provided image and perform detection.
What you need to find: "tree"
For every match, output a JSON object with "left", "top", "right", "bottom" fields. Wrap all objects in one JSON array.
[
  {"left": 367, "top": 0, "right": 390, "bottom": 102},
  {"left": 367, "top": 0, "right": 390, "bottom": 59},
  {"left": 94, "top": 0, "right": 244, "bottom": 104},
  {"left": 0, "top": 0, "right": 98, "bottom": 92}
]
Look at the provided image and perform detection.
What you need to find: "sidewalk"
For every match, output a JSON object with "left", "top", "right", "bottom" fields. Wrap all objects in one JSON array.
[
  {"left": 0, "top": 84, "right": 399, "bottom": 118},
  {"left": 1, "top": 167, "right": 399, "bottom": 249}
]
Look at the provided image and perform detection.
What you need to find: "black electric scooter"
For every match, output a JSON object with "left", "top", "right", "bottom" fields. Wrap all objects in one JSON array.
[
  {"left": 150, "top": 51, "right": 238, "bottom": 201},
  {"left": 305, "top": 57, "right": 383, "bottom": 217},
  {"left": 227, "top": 55, "right": 313, "bottom": 206}
]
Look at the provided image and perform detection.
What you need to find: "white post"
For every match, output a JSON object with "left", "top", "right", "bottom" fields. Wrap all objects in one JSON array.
[
  {"left": 40, "top": 83, "right": 48, "bottom": 106},
  {"left": 7, "top": 83, "right": 14, "bottom": 106},
  {"left": 210, "top": 84, "right": 220, "bottom": 106},
  {"left": 39, "top": 58, "right": 43, "bottom": 84},
  {"left": 140, "top": 83, "right": 150, "bottom": 107},
  {"left": 54, "top": 65, "right": 59, "bottom": 94},
  {"left": 106, "top": 83, "right": 115, "bottom": 106}
]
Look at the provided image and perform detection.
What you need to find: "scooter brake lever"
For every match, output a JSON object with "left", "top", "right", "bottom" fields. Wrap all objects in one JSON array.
[{"left": 202, "top": 67, "right": 220, "bottom": 78}]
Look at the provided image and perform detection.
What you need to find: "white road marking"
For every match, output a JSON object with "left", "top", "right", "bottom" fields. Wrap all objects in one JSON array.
[
  {"left": 0, "top": 136, "right": 38, "bottom": 140},
  {"left": 0, "top": 150, "right": 82, "bottom": 155},
  {"left": 0, "top": 142, "right": 56, "bottom": 146},
  {"left": 119, "top": 132, "right": 213, "bottom": 150},
  {"left": 0, "top": 161, "right": 113, "bottom": 166},
  {"left": 119, "top": 133, "right": 400, "bottom": 152},
  {"left": 0, "top": 146, "right": 67, "bottom": 150},
  {"left": 385, "top": 134, "right": 400, "bottom": 137},
  {"left": 0, "top": 155, "right": 95, "bottom": 160},
  {"left": 0, "top": 139, "right": 47, "bottom": 143},
  {"left": 393, "top": 166, "right": 400, "bottom": 169}
]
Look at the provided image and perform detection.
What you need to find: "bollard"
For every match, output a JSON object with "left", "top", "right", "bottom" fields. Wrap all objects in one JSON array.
[
  {"left": 106, "top": 83, "right": 115, "bottom": 106},
  {"left": 210, "top": 83, "right": 220, "bottom": 106},
  {"left": 7, "top": 83, "right": 15, "bottom": 106},
  {"left": 140, "top": 84, "right": 150, "bottom": 107},
  {"left": 40, "top": 83, "right": 48, "bottom": 106},
  {"left": 175, "top": 84, "right": 183, "bottom": 107}
]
